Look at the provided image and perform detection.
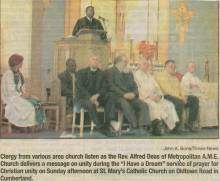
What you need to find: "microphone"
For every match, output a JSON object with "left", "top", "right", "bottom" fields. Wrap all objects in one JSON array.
[{"left": 98, "top": 16, "right": 108, "bottom": 22}]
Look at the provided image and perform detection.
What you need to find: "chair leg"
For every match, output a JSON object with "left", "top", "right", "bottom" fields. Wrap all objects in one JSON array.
[
  {"left": 55, "top": 107, "right": 59, "bottom": 131},
  {"left": 79, "top": 108, "right": 84, "bottom": 137},
  {"left": 90, "top": 121, "right": 95, "bottom": 136},
  {"left": 72, "top": 112, "right": 76, "bottom": 135},
  {"left": 197, "top": 109, "right": 201, "bottom": 129},
  {"left": 8, "top": 123, "right": 12, "bottom": 134},
  {"left": 118, "top": 111, "right": 123, "bottom": 136},
  {"left": 44, "top": 121, "right": 49, "bottom": 130}
]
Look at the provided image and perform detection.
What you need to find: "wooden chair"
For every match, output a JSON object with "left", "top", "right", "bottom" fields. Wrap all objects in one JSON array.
[
  {"left": 50, "top": 78, "right": 67, "bottom": 131},
  {"left": 0, "top": 102, "right": 12, "bottom": 135},
  {"left": 72, "top": 106, "right": 105, "bottom": 137},
  {"left": 71, "top": 105, "right": 125, "bottom": 138},
  {"left": 42, "top": 103, "right": 60, "bottom": 131}
]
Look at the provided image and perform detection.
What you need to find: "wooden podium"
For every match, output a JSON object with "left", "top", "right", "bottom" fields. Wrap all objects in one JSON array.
[{"left": 51, "top": 29, "right": 111, "bottom": 106}]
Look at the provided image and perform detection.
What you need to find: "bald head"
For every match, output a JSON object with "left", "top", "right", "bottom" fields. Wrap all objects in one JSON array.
[
  {"left": 187, "top": 63, "right": 196, "bottom": 73},
  {"left": 88, "top": 54, "right": 100, "bottom": 69},
  {"left": 138, "top": 58, "right": 152, "bottom": 72}
]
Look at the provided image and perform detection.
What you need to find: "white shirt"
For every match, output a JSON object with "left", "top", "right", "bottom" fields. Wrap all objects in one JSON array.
[{"left": 181, "top": 72, "right": 202, "bottom": 96}]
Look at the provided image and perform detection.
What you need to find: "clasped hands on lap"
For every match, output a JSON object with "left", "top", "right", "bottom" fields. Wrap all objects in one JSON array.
[
  {"left": 89, "top": 94, "right": 100, "bottom": 107},
  {"left": 123, "top": 92, "right": 136, "bottom": 100}
]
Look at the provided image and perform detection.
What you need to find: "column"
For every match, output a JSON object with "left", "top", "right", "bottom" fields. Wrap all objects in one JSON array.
[
  {"left": 31, "top": 0, "right": 44, "bottom": 98},
  {"left": 64, "top": 0, "right": 81, "bottom": 37},
  {"left": 158, "top": 0, "right": 169, "bottom": 64},
  {"left": 115, "top": 0, "right": 126, "bottom": 48}
]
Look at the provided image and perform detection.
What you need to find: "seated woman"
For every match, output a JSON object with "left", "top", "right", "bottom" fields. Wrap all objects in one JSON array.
[
  {"left": 133, "top": 59, "right": 180, "bottom": 134},
  {"left": 1, "top": 54, "right": 46, "bottom": 131},
  {"left": 181, "top": 63, "right": 218, "bottom": 127}
]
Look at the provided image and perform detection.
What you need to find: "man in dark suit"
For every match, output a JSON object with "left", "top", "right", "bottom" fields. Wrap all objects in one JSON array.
[
  {"left": 72, "top": 6, "right": 106, "bottom": 40},
  {"left": 75, "top": 54, "right": 116, "bottom": 133},
  {"left": 58, "top": 58, "right": 77, "bottom": 114},
  {"left": 106, "top": 54, "right": 151, "bottom": 135}
]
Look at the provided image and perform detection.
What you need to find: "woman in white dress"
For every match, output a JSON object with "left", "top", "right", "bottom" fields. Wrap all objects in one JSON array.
[
  {"left": 133, "top": 59, "right": 179, "bottom": 132},
  {"left": 1, "top": 54, "right": 45, "bottom": 129},
  {"left": 181, "top": 63, "right": 218, "bottom": 127}
]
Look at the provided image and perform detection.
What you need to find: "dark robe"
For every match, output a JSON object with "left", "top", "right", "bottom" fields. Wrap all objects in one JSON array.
[
  {"left": 72, "top": 17, "right": 106, "bottom": 40},
  {"left": 58, "top": 70, "right": 76, "bottom": 114},
  {"left": 75, "top": 67, "right": 105, "bottom": 101},
  {"left": 106, "top": 66, "right": 151, "bottom": 129},
  {"left": 106, "top": 66, "right": 139, "bottom": 98},
  {"left": 75, "top": 67, "right": 115, "bottom": 129}
]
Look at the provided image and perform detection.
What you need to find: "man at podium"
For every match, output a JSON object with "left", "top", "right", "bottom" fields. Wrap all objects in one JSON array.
[{"left": 72, "top": 6, "right": 107, "bottom": 40}]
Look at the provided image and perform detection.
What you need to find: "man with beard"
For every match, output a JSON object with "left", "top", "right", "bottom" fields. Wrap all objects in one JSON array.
[{"left": 106, "top": 54, "right": 151, "bottom": 135}]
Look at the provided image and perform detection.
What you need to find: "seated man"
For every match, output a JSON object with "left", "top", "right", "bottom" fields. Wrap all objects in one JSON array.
[
  {"left": 156, "top": 60, "right": 199, "bottom": 132},
  {"left": 58, "top": 58, "right": 77, "bottom": 114},
  {"left": 133, "top": 59, "right": 179, "bottom": 135},
  {"left": 75, "top": 54, "right": 116, "bottom": 135},
  {"left": 72, "top": 6, "right": 106, "bottom": 40},
  {"left": 181, "top": 63, "right": 218, "bottom": 127},
  {"left": 106, "top": 54, "right": 151, "bottom": 135}
]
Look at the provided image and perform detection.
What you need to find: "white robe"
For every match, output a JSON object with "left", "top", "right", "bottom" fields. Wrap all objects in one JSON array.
[
  {"left": 181, "top": 72, "right": 218, "bottom": 127},
  {"left": 134, "top": 69, "right": 179, "bottom": 130},
  {"left": 1, "top": 70, "right": 37, "bottom": 127}
]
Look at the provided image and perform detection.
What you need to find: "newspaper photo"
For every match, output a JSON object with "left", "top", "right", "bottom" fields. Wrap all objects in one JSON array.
[{"left": 0, "top": 0, "right": 219, "bottom": 180}]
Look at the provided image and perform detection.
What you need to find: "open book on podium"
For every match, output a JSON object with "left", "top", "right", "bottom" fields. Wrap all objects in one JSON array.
[
  {"left": 62, "top": 29, "right": 108, "bottom": 42},
  {"left": 75, "top": 28, "right": 107, "bottom": 41}
]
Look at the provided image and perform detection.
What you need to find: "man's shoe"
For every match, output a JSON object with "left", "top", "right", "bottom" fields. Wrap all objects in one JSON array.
[
  {"left": 151, "top": 119, "right": 165, "bottom": 136},
  {"left": 138, "top": 128, "right": 150, "bottom": 136},
  {"left": 122, "top": 128, "right": 136, "bottom": 136},
  {"left": 170, "top": 127, "right": 186, "bottom": 135},
  {"left": 170, "top": 121, "right": 188, "bottom": 135},
  {"left": 185, "top": 123, "right": 198, "bottom": 132},
  {"left": 105, "top": 130, "right": 117, "bottom": 137}
]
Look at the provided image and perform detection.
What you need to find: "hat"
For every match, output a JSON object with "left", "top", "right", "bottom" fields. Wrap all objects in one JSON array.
[{"left": 8, "top": 54, "right": 23, "bottom": 67}]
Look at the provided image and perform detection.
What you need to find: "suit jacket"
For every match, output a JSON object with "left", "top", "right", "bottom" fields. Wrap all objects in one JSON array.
[
  {"left": 106, "top": 66, "right": 139, "bottom": 98},
  {"left": 58, "top": 70, "right": 75, "bottom": 97},
  {"left": 58, "top": 70, "right": 76, "bottom": 113},
  {"left": 76, "top": 67, "right": 106, "bottom": 100}
]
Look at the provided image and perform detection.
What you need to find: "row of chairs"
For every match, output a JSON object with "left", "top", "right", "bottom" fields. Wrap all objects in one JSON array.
[
  {"left": 0, "top": 101, "right": 124, "bottom": 138},
  {"left": 0, "top": 102, "right": 57, "bottom": 136}
]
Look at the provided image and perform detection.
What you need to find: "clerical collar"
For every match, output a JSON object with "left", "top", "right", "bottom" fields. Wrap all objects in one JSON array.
[
  {"left": 115, "top": 65, "right": 123, "bottom": 73},
  {"left": 67, "top": 70, "right": 75, "bottom": 75},
  {"left": 90, "top": 67, "right": 97, "bottom": 72}
]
